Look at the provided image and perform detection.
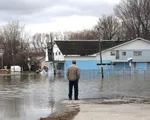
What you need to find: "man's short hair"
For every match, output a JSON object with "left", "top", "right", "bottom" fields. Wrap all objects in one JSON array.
[{"left": 72, "top": 60, "right": 76, "bottom": 64}]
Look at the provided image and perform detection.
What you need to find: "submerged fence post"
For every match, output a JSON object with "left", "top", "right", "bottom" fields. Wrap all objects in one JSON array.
[
  {"left": 144, "top": 70, "right": 146, "bottom": 80},
  {"left": 97, "top": 27, "right": 104, "bottom": 79}
]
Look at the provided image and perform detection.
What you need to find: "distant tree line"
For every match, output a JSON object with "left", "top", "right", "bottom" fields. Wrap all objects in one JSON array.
[{"left": 0, "top": 22, "right": 69, "bottom": 69}]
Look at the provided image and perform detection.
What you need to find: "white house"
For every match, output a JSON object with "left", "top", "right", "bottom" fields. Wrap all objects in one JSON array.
[{"left": 98, "top": 38, "right": 150, "bottom": 70}]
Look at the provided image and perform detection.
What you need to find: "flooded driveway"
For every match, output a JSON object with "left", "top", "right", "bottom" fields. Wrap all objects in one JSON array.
[{"left": 0, "top": 70, "right": 150, "bottom": 120}]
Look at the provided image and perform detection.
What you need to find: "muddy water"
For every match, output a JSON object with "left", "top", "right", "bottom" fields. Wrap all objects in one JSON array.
[{"left": 0, "top": 71, "right": 150, "bottom": 120}]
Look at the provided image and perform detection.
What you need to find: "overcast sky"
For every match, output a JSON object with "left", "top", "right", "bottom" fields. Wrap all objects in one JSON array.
[{"left": 0, "top": 0, "right": 120, "bottom": 34}]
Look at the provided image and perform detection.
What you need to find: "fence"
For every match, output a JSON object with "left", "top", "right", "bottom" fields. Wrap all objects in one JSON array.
[{"left": 58, "top": 69, "right": 150, "bottom": 80}]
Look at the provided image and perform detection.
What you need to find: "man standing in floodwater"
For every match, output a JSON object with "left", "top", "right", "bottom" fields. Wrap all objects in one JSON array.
[{"left": 67, "top": 60, "right": 80, "bottom": 100}]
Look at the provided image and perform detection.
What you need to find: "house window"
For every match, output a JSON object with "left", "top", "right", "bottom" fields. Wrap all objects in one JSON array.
[
  {"left": 133, "top": 51, "right": 142, "bottom": 56},
  {"left": 122, "top": 52, "right": 126, "bottom": 56},
  {"left": 56, "top": 52, "right": 57, "bottom": 56},
  {"left": 59, "top": 52, "right": 61, "bottom": 55},
  {"left": 110, "top": 51, "right": 115, "bottom": 56}
]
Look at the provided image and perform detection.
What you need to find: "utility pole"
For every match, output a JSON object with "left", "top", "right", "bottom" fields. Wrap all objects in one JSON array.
[
  {"left": 50, "top": 33, "right": 56, "bottom": 76},
  {"left": 97, "top": 28, "right": 104, "bottom": 79},
  {"left": 1, "top": 53, "right": 3, "bottom": 69},
  {"left": 0, "top": 48, "right": 4, "bottom": 69}
]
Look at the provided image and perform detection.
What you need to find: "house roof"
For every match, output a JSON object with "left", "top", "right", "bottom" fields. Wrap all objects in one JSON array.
[
  {"left": 101, "top": 38, "right": 150, "bottom": 54},
  {"left": 54, "top": 40, "right": 126, "bottom": 55}
]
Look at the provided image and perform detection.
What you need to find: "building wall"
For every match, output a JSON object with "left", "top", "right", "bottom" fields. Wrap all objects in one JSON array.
[
  {"left": 64, "top": 61, "right": 149, "bottom": 71},
  {"left": 98, "top": 51, "right": 116, "bottom": 61},
  {"left": 135, "top": 62, "right": 147, "bottom": 70},
  {"left": 45, "top": 44, "right": 64, "bottom": 62},
  {"left": 94, "top": 39, "right": 150, "bottom": 70},
  {"left": 96, "top": 39, "right": 150, "bottom": 62},
  {"left": 116, "top": 50, "right": 150, "bottom": 61},
  {"left": 53, "top": 45, "right": 64, "bottom": 61},
  {"left": 116, "top": 40, "right": 150, "bottom": 50},
  {"left": 100, "top": 50, "right": 150, "bottom": 61},
  {"left": 64, "top": 55, "right": 96, "bottom": 60},
  {"left": 64, "top": 60, "right": 113, "bottom": 71},
  {"left": 113, "top": 62, "right": 130, "bottom": 69}
]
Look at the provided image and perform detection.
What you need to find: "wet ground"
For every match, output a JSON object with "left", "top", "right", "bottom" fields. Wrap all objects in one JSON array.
[
  {"left": 0, "top": 70, "right": 150, "bottom": 120},
  {"left": 73, "top": 103, "right": 150, "bottom": 120}
]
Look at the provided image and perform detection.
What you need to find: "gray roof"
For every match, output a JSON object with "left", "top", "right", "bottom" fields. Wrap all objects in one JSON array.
[{"left": 54, "top": 40, "right": 127, "bottom": 55}]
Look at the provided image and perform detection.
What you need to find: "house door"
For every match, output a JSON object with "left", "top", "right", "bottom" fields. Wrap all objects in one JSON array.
[{"left": 116, "top": 51, "right": 119, "bottom": 59}]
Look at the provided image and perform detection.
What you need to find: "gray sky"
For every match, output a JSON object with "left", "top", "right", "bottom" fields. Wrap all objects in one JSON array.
[{"left": 0, "top": 0, "right": 120, "bottom": 34}]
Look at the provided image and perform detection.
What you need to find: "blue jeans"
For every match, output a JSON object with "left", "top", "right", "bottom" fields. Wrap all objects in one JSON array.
[{"left": 68, "top": 80, "right": 78, "bottom": 99}]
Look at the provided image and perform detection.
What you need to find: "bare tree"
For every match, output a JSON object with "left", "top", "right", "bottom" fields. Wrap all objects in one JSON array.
[
  {"left": 67, "top": 16, "right": 121, "bottom": 40},
  {"left": 115, "top": 0, "right": 150, "bottom": 40},
  {"left": 31, "top": 33, "right": 43, "bottom": 52},
  {"left": 30, "top": 32, "right": 57, "bottom": 52},
  {"left": 94, "top": 15, "right": 121, "bottom": 40},
  {"left": 68, "top": 29, "right": 97, "bottom": 40},
  {"left": 0, "top": 21, "right": 29, "bottom": 68}
]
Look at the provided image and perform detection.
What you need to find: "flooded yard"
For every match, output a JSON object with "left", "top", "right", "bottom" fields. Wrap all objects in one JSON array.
[{"left": 0, "top": 70, "right": 150, "bottom": 120}]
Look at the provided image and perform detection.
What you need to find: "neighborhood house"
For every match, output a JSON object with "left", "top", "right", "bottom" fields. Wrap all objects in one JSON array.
[{"left": 45, "top": 38, "right": 150, "bottom": 73}]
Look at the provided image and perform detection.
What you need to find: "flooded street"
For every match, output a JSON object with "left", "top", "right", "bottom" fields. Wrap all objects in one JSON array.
[
  {"left": 0, "top": 70, "right": 150, "bottom": 120},
  {"left": 0, "top": 74, "right": 55, "bottom": 120}
]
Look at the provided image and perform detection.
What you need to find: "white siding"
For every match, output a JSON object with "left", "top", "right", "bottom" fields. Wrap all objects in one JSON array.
[
  {"left": 65, "top": 56, "right": 96, "bottom": 60},
  {"left": 115, "top": 40, "right": 150, "bottom": 50},
  {"left": 96, "top": 51, "right": 116, "bottom": 60},
  {"left": 45, "top": 44, "right": 98, "bottom": 61},
  {"left": 96, "top": 39, "right": 150, "bottom": 61},
  {"left": 53, "top": 45, "right": 64, "bottom": 61},
  {"left": 45, "top": 44, "right": 64, "bottom": 61}
]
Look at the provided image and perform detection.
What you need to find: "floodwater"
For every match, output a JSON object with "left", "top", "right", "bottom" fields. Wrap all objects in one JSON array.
[
  {"left": 0, "top": 74, "right": 55, "bottom": 120},
  {"left": 0, "top": 70, "right": 150, "bottom": 120}
]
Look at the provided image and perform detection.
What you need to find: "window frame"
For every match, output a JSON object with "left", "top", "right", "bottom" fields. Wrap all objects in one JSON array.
[
  {"left": 122, "top": 51, "right": 126, "bottom": 56},
  {"left": 59, "top": 52, "right": 61, "bottom": 55},
  {"left": 133, "top": 51, "right": 142, "bottom": 56},
  {"left": 110, "top": 51, "right": 115, "bottom": 56}
]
